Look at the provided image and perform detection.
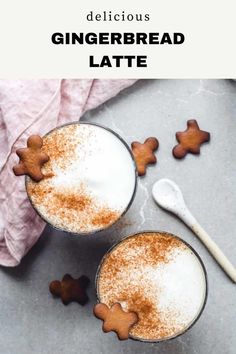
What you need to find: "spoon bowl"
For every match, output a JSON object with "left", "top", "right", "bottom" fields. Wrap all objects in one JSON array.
[{"left": 152, "top": 178, "right": 187, "bottom": 216}]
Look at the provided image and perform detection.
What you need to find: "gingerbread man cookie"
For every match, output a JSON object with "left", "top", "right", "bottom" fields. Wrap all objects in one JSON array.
[
  {"left": 94, "top": 302, "right": 138, "bottom": 340},
  {"left": 173, "top": 120, "right": 210, "bottom": 159},
  {"left": 49, "top": 274, "right": 90, "bottom": 305},
  {"left": 131, "top": 137, "right": 159, "bottom": 176},
  {"left": 13, "top": 135, "right": 49, "bottom": 182}
]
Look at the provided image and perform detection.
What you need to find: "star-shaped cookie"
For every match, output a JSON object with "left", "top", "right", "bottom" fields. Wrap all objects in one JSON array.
[
  {"left": 94, "top": 302, "right": 138, "bottom": 340},
  {"left": 173, "top": 119, "right": 210, "bottom": 159},
  {"left": 49, "top": 274, "right": 90, "bottom": 305}
]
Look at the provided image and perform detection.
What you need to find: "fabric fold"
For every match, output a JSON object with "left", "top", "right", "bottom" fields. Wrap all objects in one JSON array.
[{"left": 0, "top": 79, "right": 136, "bottom": 266}]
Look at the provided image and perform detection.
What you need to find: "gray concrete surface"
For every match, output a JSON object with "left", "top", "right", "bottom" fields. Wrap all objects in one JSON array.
[{"left": 0, "top": 79, "right": 236, "bottom": 354}]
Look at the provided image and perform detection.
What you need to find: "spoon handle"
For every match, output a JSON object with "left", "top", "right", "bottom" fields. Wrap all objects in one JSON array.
[{"left": 180, "top": 208, "right": 236, "bottom": 283}]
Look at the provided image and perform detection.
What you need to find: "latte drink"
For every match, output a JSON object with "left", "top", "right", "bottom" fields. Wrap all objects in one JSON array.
[
  {"left": 96, "top": 232, "right": 207, "bottom": 341},
  {"left": 26, "top": 123, "right": 136, "bottom": 234}
]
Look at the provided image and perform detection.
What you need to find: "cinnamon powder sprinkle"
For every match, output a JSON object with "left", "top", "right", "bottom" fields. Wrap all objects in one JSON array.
[
  {"left": 26, "top": 124, "right": 121, "bottom": 233},
  {"left": 40, "top": 124, "right": 93, "bottom": 175},
  {"left": 98, "top": 232, "right": 188, "bottom": 340},
  {"left": 27, "top": 181, "right": 121, "bottom": 233},
  {"left": 92, "top": 208, "right": 120, "bottom": 227},
  {"left": 41, "top": 125, "right": 78, "bottom": 173},
  {"left": 54, "top": 191, "right": 92, "bottom": 211}
]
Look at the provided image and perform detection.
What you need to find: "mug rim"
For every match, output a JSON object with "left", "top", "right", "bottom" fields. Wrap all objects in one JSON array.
[
  {"left": 95, "top": 230, "right": 208, "bottom": 343},
  {"left": 25, "top": 121, "right": 138, "bottom": 236}
]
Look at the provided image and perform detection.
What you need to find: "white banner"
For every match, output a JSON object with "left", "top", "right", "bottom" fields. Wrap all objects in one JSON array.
[{"left": 0, "top": 0, "right": 235, "bottom": 78}]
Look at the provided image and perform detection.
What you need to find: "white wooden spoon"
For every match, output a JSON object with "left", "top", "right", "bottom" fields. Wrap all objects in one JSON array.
[{"left": 152, "top": 178, "right": 236, "bottom": 283}]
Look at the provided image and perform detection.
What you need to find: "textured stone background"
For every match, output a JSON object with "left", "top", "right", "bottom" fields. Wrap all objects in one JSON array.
[{"left": 1, "top": 79, "right": 236, "bottom": 354}]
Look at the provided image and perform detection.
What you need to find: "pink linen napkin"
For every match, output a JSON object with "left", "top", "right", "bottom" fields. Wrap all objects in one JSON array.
[{"left": 0, "top": 79, "right": 136, "bottom": 266}]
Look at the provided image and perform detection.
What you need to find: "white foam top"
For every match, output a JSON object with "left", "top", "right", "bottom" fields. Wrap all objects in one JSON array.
[
  {"left": 26, "top": 123, "right": 136, "bottom": 233},
  {"left": 140, "top": 248, "right": 206, "bottom": 330},
  {"left": 51, "top": 124, "right": 135, "bottom": 209},
  {"left": 98, "top": 233, "right": 207, "bottom": 340}
]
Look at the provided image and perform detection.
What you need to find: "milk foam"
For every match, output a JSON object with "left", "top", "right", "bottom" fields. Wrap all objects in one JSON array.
[
  {"left": 98, "top": 233, "right": 207, "bottom": 340},
  {"left": 50, "top": 124, "right": 136, "bottom": 210},
  {"left": 27, "top": 123, "right": 136, "bottom": 233},
  {"left": 137, "top": 248, "right": 206, "bottom": 331}
]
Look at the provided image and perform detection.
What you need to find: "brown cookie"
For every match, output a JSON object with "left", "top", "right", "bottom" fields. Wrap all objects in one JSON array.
[
  {"left": 94, "top": 302, "right": 138, "bottom": 340},
  {"left": 13, "top": 135, "right": 49, "bottom": 182},
  {"left": 49, "top": 274, "right": 90, "bottom": 305},
  {"left": 131, "top": 137, "right": 159, "bottom": 176},
  {"left": 173, "top": 120, "right": 210, "bottom": 159}
]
